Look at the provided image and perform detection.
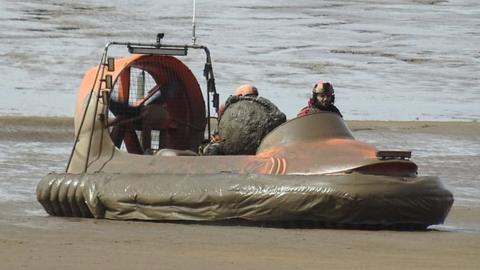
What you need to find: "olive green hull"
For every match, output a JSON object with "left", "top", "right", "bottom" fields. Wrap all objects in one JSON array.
[{"left": 37, "top": 172, "right": 453, "bottom": 227}]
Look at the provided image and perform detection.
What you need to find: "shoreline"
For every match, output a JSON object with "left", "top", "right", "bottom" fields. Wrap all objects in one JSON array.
[
  {"left": 1, "top": 115, "right": 479, "bottom": 142},
  {"left": 2, "top": 115, "right": 479, "bottom": 124}
]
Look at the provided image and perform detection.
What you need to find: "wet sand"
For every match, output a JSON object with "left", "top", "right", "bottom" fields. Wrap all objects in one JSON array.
[
  {"left": 1, "top": 206, "right": 479, "bottom": 270},
  {"left": 2, "top": 115, "right": 478, "bottom": 140},
  {"left": 1, "top": 117, "right": 479, "bottom": 269}
]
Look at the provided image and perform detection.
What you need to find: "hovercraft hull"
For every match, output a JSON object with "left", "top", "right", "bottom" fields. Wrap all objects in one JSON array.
[{"left": 37, "top": 171, "right": 453, "bottom": 227}]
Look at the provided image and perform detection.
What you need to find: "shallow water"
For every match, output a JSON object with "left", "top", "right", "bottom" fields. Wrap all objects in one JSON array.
[
  {"left": 0, "top": 0, "right": 479, "bottom": 120},
  {"left": 354, "top": 130, "right": 480, "bottom": 207},
  {"left": 0, "top": 122, "right": 478, "bottom": 220},
  {"left": 0, "top": 141, "right": 70, "bottom": 202}
]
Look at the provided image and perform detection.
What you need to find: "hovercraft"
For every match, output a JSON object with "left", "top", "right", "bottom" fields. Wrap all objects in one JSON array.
[{"left": 37, "top": 35, "right": 453, "bottom": 229}]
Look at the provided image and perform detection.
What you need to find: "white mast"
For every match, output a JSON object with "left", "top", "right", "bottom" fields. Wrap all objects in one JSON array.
[{"left": 192, "top": 0, "right": 197, "bottom": 45}]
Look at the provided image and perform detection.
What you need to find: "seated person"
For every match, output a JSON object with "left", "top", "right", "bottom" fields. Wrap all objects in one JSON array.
[
  {"left": 297, "top": 80, "right": 342, "bottom": 118},
  {"left": 201, "top": 84, "right": 286, "bottom": 155},
  {"left": 202, "top": 84, "right": 259, "bottom": 155}
]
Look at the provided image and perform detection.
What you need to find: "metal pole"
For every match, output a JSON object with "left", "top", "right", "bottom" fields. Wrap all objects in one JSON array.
[
  {"left": 65, "top": 44, "right": 111, "bottom": 173},
  {"left": 192, "top": 0, "right": 197, "bottom": 45}
]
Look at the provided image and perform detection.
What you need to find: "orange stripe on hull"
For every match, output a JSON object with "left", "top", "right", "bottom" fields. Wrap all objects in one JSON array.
[{"left": 268, "top": 157, "right": 276, "bottom": 175}]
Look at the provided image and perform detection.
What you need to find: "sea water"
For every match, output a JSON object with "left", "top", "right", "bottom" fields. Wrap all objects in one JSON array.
[{"left": 0, "top": 0, "right": 479, "bottom": 120}]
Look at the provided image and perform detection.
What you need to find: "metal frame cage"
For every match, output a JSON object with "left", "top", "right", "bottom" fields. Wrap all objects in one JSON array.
[{"left": 68, "top": 34, "right": 220, "bottom": 171}]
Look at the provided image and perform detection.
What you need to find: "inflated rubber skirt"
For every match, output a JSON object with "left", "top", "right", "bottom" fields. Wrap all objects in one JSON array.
[{"left": 37, "top": 171, "right": 453, "bottom": 228}]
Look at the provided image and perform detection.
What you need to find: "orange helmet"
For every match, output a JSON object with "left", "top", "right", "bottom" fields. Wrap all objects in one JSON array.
[
  {"left": 234, "top": 84, "right": 258, "bottom": 97},
  {"left": 313, "top": 80, "right": 334, "bottom": 95}
]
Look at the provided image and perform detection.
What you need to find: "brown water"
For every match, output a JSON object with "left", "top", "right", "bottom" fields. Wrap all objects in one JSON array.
[{"left": 0, "top": 0, "right": 479, "bottom": 120}]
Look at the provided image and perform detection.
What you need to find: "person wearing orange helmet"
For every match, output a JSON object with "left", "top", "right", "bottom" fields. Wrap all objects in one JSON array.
[
  {"left": 202, "top": 83, "right": 285, "bottom": 155},
  {"left": 297, "top": 80, "right": 342, "bottom": 118},
  {"left": 204, "top": 84, "right": 260, "bottom": 155},
  {"left": 218, "top": 84, "right": 259, "bottom": 116},
  {"left": 234, "top": 84, "right": 259, "bottom": 97}
]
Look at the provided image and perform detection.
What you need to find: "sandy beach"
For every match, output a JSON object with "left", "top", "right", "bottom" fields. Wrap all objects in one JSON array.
[
  {"left": 1, "top": 117, "right": 479, "bottom": 269},
  {"left": 0, "top": 205, "right": 479, "bottom": 270}
]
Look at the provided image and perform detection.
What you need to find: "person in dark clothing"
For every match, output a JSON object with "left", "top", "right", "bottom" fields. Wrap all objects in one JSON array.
[
  {"left": 297, "top": 80, "right": 343, "bottom": 118},
  {"left": 200, "top": 84, "right": 286, "bottom": 155}
]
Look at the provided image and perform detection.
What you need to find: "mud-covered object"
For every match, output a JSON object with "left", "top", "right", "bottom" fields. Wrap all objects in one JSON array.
[
  {"left": 37, "top": 172, "right": 453, "bottom": 227},
  {"left": 218, "top": 96, "right": 286, "bottom": 155}
]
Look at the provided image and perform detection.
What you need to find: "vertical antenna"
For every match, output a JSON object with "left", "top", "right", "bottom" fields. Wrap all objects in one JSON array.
[{"left": 192, "top": 0, "right": 197, "bottom": 45}]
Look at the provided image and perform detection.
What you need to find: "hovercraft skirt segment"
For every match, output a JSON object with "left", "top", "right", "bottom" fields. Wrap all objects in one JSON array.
[{"left": 37, "top": 172, "right": 453, "bottom": 227}]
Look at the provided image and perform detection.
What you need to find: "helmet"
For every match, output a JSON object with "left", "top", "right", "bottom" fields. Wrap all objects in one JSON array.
[
  {"left": 312, "top": 80, "right": 334, "bottom": 95},
  {"left": 234, "top": 84, "right": 258, "bottom": 97}
]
